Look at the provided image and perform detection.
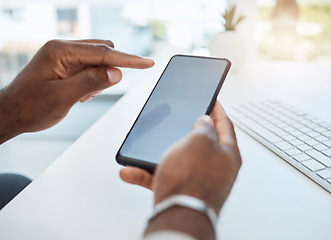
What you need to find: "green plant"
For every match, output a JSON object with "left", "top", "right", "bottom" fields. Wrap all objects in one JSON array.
[
  {"left": 222, "top": 5, "right": 245, "bottom": 31},
  {"left": 150, "top": 20, "right": 167, "bottom": 40}
]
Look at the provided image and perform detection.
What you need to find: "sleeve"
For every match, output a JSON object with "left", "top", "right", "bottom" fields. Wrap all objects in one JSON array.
[{"left": 143, "top": 230, "right": 198, "bottom": 240}]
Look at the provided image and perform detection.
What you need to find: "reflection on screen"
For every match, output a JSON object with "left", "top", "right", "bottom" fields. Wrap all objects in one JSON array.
[{"left": 120, "top": 55, "right": 228, "bottom": 164}]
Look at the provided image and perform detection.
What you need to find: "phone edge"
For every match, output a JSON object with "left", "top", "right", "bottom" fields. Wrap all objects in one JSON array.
[{"left": 116, "top": 55, "right": 231, "bottom": 173}]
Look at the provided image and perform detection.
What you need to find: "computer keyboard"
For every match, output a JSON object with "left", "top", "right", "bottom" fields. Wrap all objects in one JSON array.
[{"left": 225, "top": 100, "right": 331, "bottom": 193}]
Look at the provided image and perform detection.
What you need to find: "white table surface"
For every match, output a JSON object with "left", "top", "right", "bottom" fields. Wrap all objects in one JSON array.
[{"left": 0, "top": 60, "right": 330, "bottom": 240}]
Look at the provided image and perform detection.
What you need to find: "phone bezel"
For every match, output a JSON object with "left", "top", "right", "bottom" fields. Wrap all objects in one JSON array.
[{"left": 116, "top": 54, "right": 231, "bottom": 173}]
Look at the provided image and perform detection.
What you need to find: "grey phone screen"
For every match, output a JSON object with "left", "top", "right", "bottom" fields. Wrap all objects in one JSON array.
[{"left": 119, "top": 55, "right": 229, "bottom": 165}]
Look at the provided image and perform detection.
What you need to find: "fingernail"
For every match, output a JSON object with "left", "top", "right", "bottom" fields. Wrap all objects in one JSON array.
[
  {"left": 144, "top": 57, "right": 155, "bottom": 64},
  {"left": 80, "top": 96, "right": 92, "bottom": 103},
  {"left": 107, "top": 70, "right": 113, "bottom": 83},
  {"left": 200, "top": 115, "right": 212, "bottom": 124},
  {"left": 107, "top": 70, "right": 120, "bottom": 84}
]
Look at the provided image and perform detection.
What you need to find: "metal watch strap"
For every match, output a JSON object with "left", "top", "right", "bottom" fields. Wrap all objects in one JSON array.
[{"left": 149, "top": 194, "right": 218, "bottom": 234}]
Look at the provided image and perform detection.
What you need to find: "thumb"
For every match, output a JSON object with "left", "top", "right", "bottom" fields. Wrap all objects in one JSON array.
[
  {"left": 193, "top": 115, "right": 218, "bottom": 142},
  {"left": 194, "top": 115, "right": 214, "bottom": 129},
  {"left": 63, "top": 67, "right": 122, "bottom": 104}
]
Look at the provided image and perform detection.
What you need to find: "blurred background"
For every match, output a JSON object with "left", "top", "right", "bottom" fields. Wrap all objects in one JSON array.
[{"left": 0, "top": 0, "right": 330, "bottom": 179}]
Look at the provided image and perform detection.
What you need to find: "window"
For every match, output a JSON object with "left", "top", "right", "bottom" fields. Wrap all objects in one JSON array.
[{"left": 56, "top": 8, "right": 78, "bottom": 37}]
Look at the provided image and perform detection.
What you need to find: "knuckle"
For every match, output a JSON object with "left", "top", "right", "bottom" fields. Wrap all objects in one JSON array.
[
  {"left": 43, "top": 39, "right": 62, "bottom": 50},
  {"left": 41, "top": 40, "right": 66, "bottom": 62},
  {"left": 105, "top": 40, "right": 114, "bottom": 48},
  {"left": 97, "top": 44, "right": 110, "bottom": 53},
  {"left": 96, "top": 44, "right": 112, "bottom": 65}
]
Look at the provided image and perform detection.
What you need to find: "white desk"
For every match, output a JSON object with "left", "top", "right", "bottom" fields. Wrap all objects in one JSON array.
[{"left": 0, "top": 61, "right": 330, "bottom": 240}]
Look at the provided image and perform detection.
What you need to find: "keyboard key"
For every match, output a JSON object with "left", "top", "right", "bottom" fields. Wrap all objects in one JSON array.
[
  {"left": 239, "top": 118, "right": 282, "bottom": 143},
  {"left": 314, "top": 127, "right": 328, "bottom": 133},
  {"left": 225, "top": 108, "right": 244, "bottom": 119},
  {"left": 275, "top": 130, "right": 289, "bottom": 137},
  {"left": 312, "top": 144, "right": 328, "bottom": 152},
  {"left": 305, "top": 122, "right": 319, "bottom": 129},
  {"left": 275, "top": 141, "right": 294, "bottom": 151},
  {"left": 314, "top": 135, "right": 329, "bottom": 142},
  {"left": 319, "top": 122, "right": 331, "bottom": 128},
  {"left": 322, "top": 149, "right": 331, "bottom": 157},
  {"left": 288, "top": 139, "right": 304, "bottom": 146},
  {"left": 269, "top": 126, "right": 282, "bottom": 132},
  {"left": 277, "top": 122, "right": 289, "bottom": 128},
  {"left": 306, "top": 131, "right": 320, "bottom": 138},
  {"left": 270, "top": 119, "right": 282, "bottom": 126},
  {"left": 299, "top": 127, "right": 313, "bottom": 133},
  {"left": 293, "top": 110, "right": 306, "bottom": 116},
  {"left": 285, "top": 148, "right": 302, "bottom": 156},
  {"left": 305, "top": 139, "right": 319, "bottom": 146},
  {"left": 257, "top": 119, "right": 269, "bottom": 126},
  {"left": 316, "top": 168, "right": 331, "bottom": 179},
  {"left": 289, "top": 130, "right": 304, "bottom": 137},
  {"left": 298, "top": 119, "right": 311, "bottom": 125},
  {"left": 302, "top": 160, "right": 325, "bottom": 172},
  {"left": 327, "top": 179, "right": 331, "bottom": 184},
  {"left": 297, "top": 143, "right": 312, "bottom": 152},
  {"left": 304, "top": 115, "right": 315, "bottom": 121},
  {"left": 313, "top": 119, "right": 325, "bottom": 125},
  {"left": 297, "top": 134, "right": 311, "bottom": 142},
  {"left": 292, "top": 123, "right": 305, "bottom": 129},
  {"left": 283, "top": 126, "right": 296, "bottom": 132},
  {"left": 293, "top": 153, "right": 311, "bottom": 162},
  {"left": 321, "top": 131, "right": 331, "bottom": 138},
  {"left": 282, "top": 134, "right": 296, "bottom": 141},
  {"left": 261, "top": 122, "right": 274, "bottom": 129},
  {"left": 306, "top": 149, "right": 331, "bottom": 167},
  {"left": 285, "top": 119, "right": 296, "bottom": 125},
  {"left": 323, "top": 140, "right": 331, "bottom": 148},
  {"left": 281, "top": 116, "right": 292, "bottom": 122}
]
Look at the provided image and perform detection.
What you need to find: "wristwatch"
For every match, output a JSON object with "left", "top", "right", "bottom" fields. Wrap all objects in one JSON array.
[{"left": 149, "top": 194, "right": 218, "bottom": 234}]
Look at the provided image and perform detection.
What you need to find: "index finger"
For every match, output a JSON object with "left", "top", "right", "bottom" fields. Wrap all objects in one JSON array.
[
  {"left": 71, "top": 39, "right": 115, "bottom": 48},
  {"left": 119, "top": 167, "right": 153, "bottom": 191},
  {"left": 66, "top": 41, "right": 155, "bottom": 69},
  {"left": 210, "top": 101, "right": 237, "bottom": 147}
]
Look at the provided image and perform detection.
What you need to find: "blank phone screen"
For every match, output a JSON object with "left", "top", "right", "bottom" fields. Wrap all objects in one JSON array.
[{"left": 119, "top": 55, "right": 229, "bottom": 165}]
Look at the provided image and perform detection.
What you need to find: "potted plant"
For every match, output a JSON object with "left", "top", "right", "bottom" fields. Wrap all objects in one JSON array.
[{"left": 208, "top": 5, "right": 246, "bottom": 72}]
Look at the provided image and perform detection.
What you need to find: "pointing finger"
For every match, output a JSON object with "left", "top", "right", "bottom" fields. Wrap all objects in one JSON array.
[
  {"left": 59, "top": 40, "right": 155, "bottom": 69},
  {"left": 71, "top": 39, "right": 115, "bottom": 48}
]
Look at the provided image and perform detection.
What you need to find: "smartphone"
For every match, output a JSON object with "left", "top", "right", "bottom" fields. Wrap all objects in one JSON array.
[{"left": 116, "top": 55, "right": 231, "bottom": 173}]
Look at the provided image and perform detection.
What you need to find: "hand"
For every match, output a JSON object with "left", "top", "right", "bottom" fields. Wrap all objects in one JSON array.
[
  {"left": 120, "top": 102, "right": 241, "bottom": 240},
  {"left": 120, "top": 101, "right": 242, "bottom": 212},
  {"left": 0, "top": 39, "right": 154, "bottom": 143}
]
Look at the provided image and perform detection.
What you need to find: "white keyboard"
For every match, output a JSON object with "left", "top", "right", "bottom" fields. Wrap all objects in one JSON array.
[{"left": 225, "top": 100, "right": 331, "bottom": 193}]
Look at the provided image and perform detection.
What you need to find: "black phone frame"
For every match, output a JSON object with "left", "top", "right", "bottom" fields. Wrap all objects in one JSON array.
[{"left": 116, "top": 54, "right": 231, "bottom": 173}]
